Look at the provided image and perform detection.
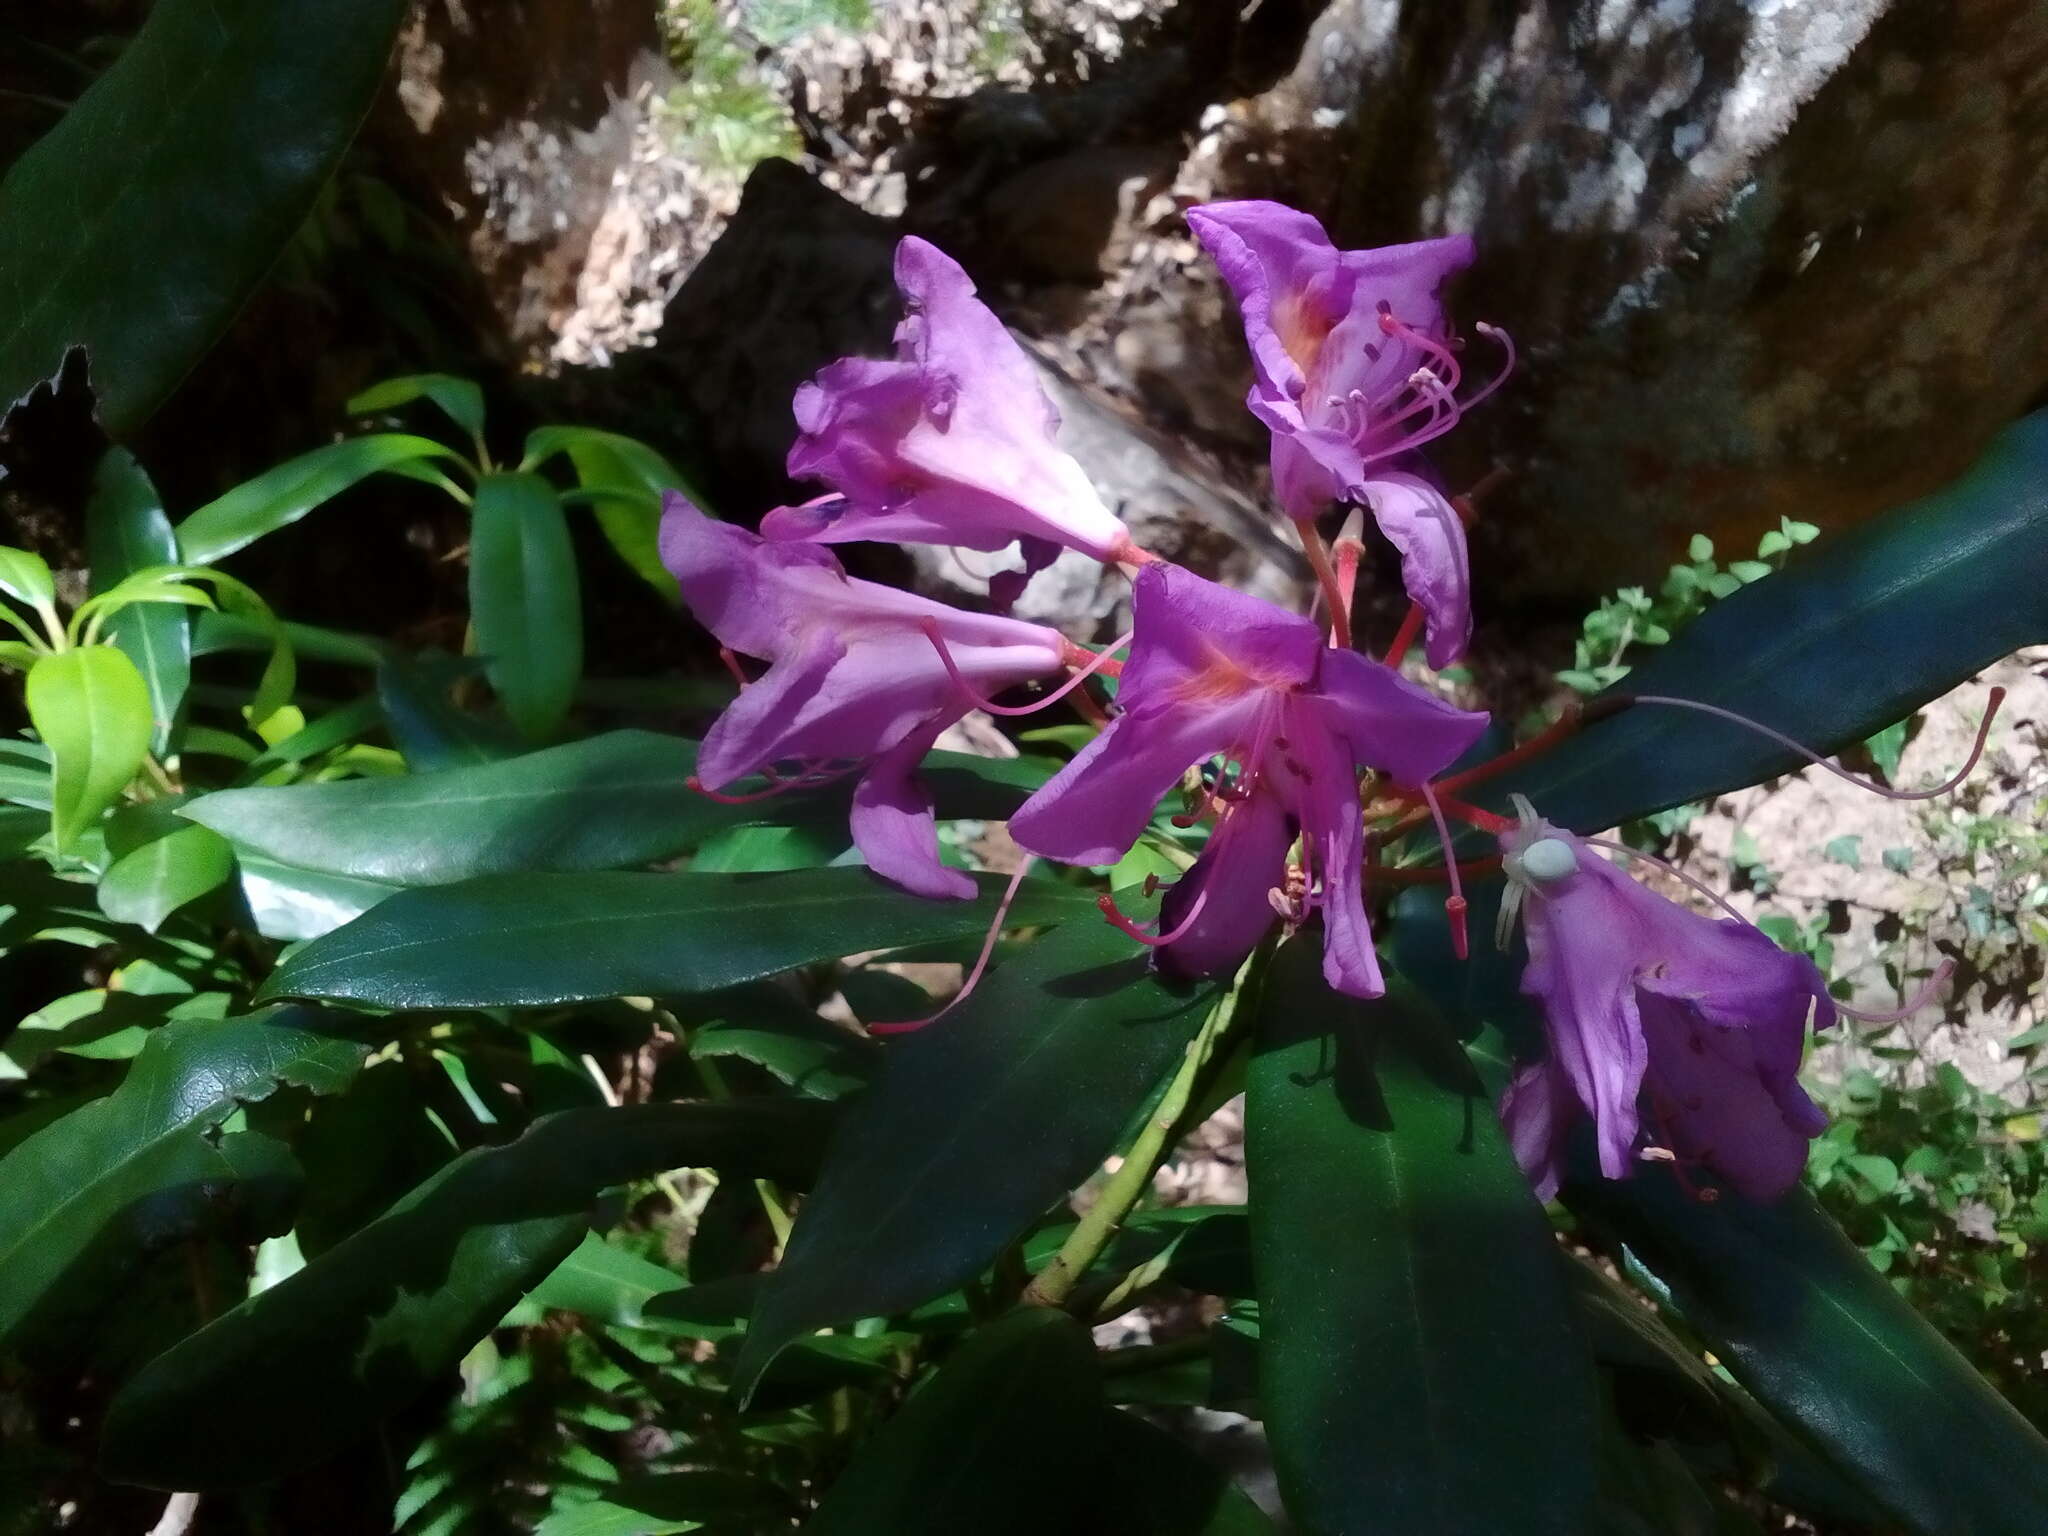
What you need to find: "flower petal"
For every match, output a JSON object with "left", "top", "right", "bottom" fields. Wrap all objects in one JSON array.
[
  {"left": 1309, "top": 647, "right": 1488, "bottom": 785},
  {"left": 1362, "top": 470, "right": 1472, "bottom": 668},
  {"left": 1154, "top": 787, "right": 1293, "bottom": 983},
  {"left": 1119, "top": 563, "right": 1322, "bottom": 702},
  {"left": 1499, "top": 1059, "right": 1575, "bottom": 1204},
  {"left": 850, "top": 720, "right": 976, "bottom": 901}
]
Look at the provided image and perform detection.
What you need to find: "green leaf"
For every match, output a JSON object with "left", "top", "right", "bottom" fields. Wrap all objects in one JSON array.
[
  {"left": 0, "top": 0, "right": 411, "bottom": 437},
  {"left": 260, "top": 866, "right": 1093, "bottom": 1010},
  {"left": 1086, "top": 1410, "right": 1280, "bottom": 1535},
  {"left": 0, "top": 1007, "right": 367, "bottom": 1348},
  {"left": 236, "top": 853, "right": 398, "bottom": 942},
  {"left": 182, "top": 731, "right": 734, "bottom": 884},
  {"left": 469, "top": 472, "right": 581, "bottom": 740},
  {"left": 1487, "top": 410, "right": 2048, "bottom": 832},
  {"left": 525, "top": 425, "right": 693, "bottom": 601},
  {"left": 1882, "top": 846, "right": 1914, "bottom": 875},
  {"left": 0, "top": 546, "right": 56, "bottom": 610},
  {"left": 100, "top": 1100, "right": 830, "bottom": 1488},
  {"left": 525, "top": 1232, "right": 693, "bottom": 1331},
  {"left": 805, "top": 1308, "right": 1105, "bottom": 1536},
  {"left": 97, "top": 821, "right": 234, "bottom": 932},
  {"left": 687, "top": 984, "right": 877, "bottom": 1099},
  {"left": 1567, "top": 1175, "right": 2048, "bottom": 1535},
  {"left": 1864, "top": 717, "right": 1910, "bottom": 781},
  {"left": 376, "top": 652, "right": 518, "bottom": 771},
  {"left": 734, "top": 916, "right": 1216, "bottom": 1397},
  {"left": 86, "top": 450, "right": 189, "bottom": 754},
  {"left": 535, "top": 1473, "right": 791, "bottom": 1536},
  {"left": 176, "top": 435, "right": 459, "bottom": 565},
  {"left": 27, "top": 644, "right": 153, "bottom": 852},
  {"left": 1822, "top": 834, "right": 1863, "bottom": 871},
  {"left": 347, "top": 373, "right": 486, "bottom": 448},
  {"left": 1245, "top": 939, "right": 1596, "bottom": 1536}
]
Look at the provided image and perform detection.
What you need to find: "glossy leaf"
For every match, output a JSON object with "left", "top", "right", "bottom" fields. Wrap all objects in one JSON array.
[
  {"left": 805, "top": 1308, "right": 1104, "bottom": 1536},
  {"left": 376, "top": 651, "right": 517, "bottom": 771},
  {"left": 100, "top": 1100, "right": 831, "bottom": 1488},
  {"left": 260, "top": 866, "right": 1094, "bottom": 1010},
  {"left": 0, "top": 547, "right": 56, "bottom": 610},
  {"left": 86, "top": 450, "right": 189, "bottom": 754},
  {"left": 347, "top": 373, "right": 486, "bottom": 447},
  {"left": 469, "top": 472, "right": 581, "bottom": 740},
  {"left": 1567, "top": 1173, "right": 2048, "bottom": 1535},
  {"left": 0, "top": 0, "right": 411, "bottom": 436},
  {"left": 1486, "top": 409, "right": 2048, "bottom": 832},
  {"left": 735, "top": 916, "right": 1217, "bottom": 1396},
  {"left": 176, "top": 434, "right": 459, "bottom": 565},
  {"left": 0, "top": 1007, "right": 366, "bottom": 1347},
  {"left": 183, "top": 730, "right": 717, "bottom": 884},
  {"left": 97, "top": 821, "right": 234, "bottom": 932},
  {"left": 1086, "top": 1410, "right": 1280, "bottom": 1536},
  {"left": 27, "top": 645, "right": 153, "bottom": 852},
  {"left": 1245, "top": 938, "right": 1596, "bottom": 1536},
  {"left": 236, "top": 853, "right": 398, "bottom": 942}
]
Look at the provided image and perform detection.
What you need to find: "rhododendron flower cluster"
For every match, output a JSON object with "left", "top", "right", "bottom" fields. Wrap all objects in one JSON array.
[{"left": 662, "top": 206, "right": 1967, "bottom": 1206}]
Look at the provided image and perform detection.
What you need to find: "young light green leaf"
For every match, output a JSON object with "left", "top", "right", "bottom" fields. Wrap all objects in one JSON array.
[
  {"left": 469, "top": 473, "right": 582, "bottom": 740},
  {"left": 27, "top": 646, "right": 154, "bottom": 851},
  {"left": 176, "top": 435, "right": 460, "bottom": 565},
  {"left": 347, "top": 373, "right": 486, "bottom": 449},
  {"left": 97, "top": 822, "right": 235, "bottom": 932},
  {"left": 0, "top": 547, "right": 56, "bottom": 609}
]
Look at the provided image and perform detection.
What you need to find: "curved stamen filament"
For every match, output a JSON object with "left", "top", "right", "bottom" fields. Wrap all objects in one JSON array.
[
  {"left": 1580, "top": 836, "right": 1751, "bottom": 926},
  {"left": 922, "top": 620, "right": 1132, "bottom": 717},
  {"left": 1832, "top": 959, "right": 1955, "bottom": 1024},
  {"left": 1384, "top": 601, "right": 1426, "bottom": 665},
  {"left": 686, "top": 761, "right": 860, "bottom": 804},
  {"left": 1293, "top": 519, "right": 1353, "bottom": 649},
  {"left": 1623, "top": 690, "right": 2005, "bottom": 802},
  {"left": 1459, "top": 322, "right": 1517, "bottom": 412},
  {"left": 718, "top": 647, "right": 752, "bottom": 690},
  {"left": 870, "top": 859, "right": 1035, "bottom": 1035},
  {"left": 1378, "top": 310, "right": 1466, "bottom": 394},
  {"left": 1098, "top": 885, "right": 1212, "bottom": 948}
]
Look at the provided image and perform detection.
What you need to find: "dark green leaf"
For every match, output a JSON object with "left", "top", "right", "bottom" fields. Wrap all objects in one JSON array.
[
  {"left": 805, "top": 1308, "right": 1104, "bottom": 1536},
  {"left": 0, "top": 1007, "right": 366, "bottom": 1347},
  {"left": 176, "top": 435, "right": 459, "bottom": 566},
  {"left": 1083, "top": 1410, "right": 1279, "bottom": 1535},
  {"left": 1246, "top": 939, "right": 1596, "bottom": 1536},
  {"left": 1485, "top": 410, "right": 2048, "bottom": 832},
  {"left": 524, "top": 1232, "right": 693, "bottom": 1331},
  {"left": 100, "top": 1099, "right": 831, "bottom": 1489},
  {"left": 735, "top": 916, "right": 1216, "bottom": 1396},
  {"left": 1567, "top": 1173, "right": 2048, "bottom": 1535},
  {"left": 687, "top": 984, "right": 877, "bottom": 1099},
  {"left": 535, "top": 1472, "right": 791, "bottom": 1536},
  {"left": 0, "top": 0, "right": 411, "bottom": 436},
  {"left": 86, "top": 450, "right": 188, "bottom": 753},
  {"left": 26, "top": 644, "right": 153, "bottom": 851},
  {"left": 469, "top": 472, "right": 581, "bottom": 740},
  {"left": 182, "top": 730, "right": 717, "bottom": 884},
  {"left": 259, "top": 866, "right": 1094, "bottom": 1010},
  {"left": 376, "top": 651, "right": 518, "bottom": 771}
]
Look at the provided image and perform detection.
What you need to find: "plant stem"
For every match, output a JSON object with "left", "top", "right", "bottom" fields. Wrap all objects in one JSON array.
[
  {"left": 1022, "top": 988, "right": 1236, "bottom": 1310},
  {"left": 1292, "top": 516, "right": 1353, "bottom": 650}
]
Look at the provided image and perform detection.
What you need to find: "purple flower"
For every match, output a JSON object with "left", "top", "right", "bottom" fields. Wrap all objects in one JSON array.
[
  {"left": 1009, "top": 564, "right": 1486, "bottom": 996},
  {"left": 662, "top": 491, "right": 1066, "bottom": 900},
  {"left": 1495, "top": 810, "right": 1835, "bottom": 1203},
  {"left": 763, "top": 236, "right": 1133, "bottom": 591},
  {"left": 1187, "top": 200, "right": 1496, "bottom": 666}
]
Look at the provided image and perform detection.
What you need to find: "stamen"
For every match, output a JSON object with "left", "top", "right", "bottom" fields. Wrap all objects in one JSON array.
[
  {"left": 1106, "top": 531, "right": 1160, "bottom": 569},
  {"left": 922, "top": 619, "right": 1131, "bottom": 717},
  {"left": 718, "top": 647, "right": 752, "bottom": 690},
  {"left": 1059, "top": 635, "right": 1125, "bottom": 679},
  {"left": 1384, "top": 602, "right": 1426, "bottom": 665},
  {"left": 1580, "top": 836, "right": 1751, "bottom": 926},
  {"left": 685, "top": 763, "right": 860, "bottom": 805},
  {"left": 1418, "top": 781, "right": 1471, "bottom": 958},
  {"left": 870, "top": 859, "right": 1035, "bottom": 1035},
  {"left": 1622, "top": 690, "right": 2005, "bottom": 802},
  {"left": 1458, "top": 322, "right": 1517, "bottom": 412},
  {"left": 1097, "top": 886, "right": 1211, "bottom": 948},
  {"left": 1832, "top": 959, "right": 1955, "bottom": 1024}
]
